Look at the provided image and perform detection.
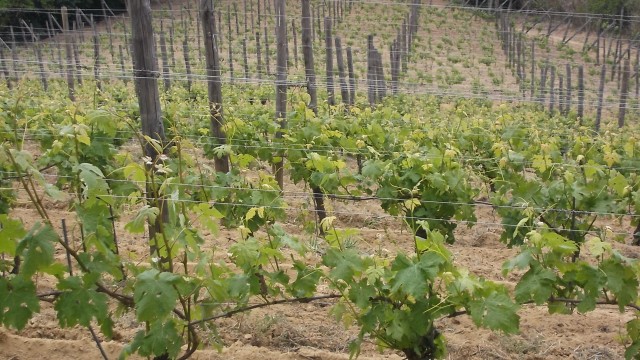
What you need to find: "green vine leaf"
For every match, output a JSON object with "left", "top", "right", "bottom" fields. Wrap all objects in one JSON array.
[
  {"left": 125, "top": 206, "right": 160, "bottom": 234},
  {"left": 122, "top": 319, "right": 183, "bottom": 359},
  {"left": 54, "top": 275, "right": 112, "bottom": 336},
  {"left": 601, "top": 258, "right": 639, "bottom": 311},
  {"left": 469, "top": 292, "right": 520, "bottom": 334},
  {"left": 133, "top": 269, "right": 180, "bottom": 322},
  {"left": 0, "top": 215, "right": 25, "bottom": 256},
  {"left": 0, "top": 276, "right": 40, "bottom": 330},
  {"left": 390, "top": 252, "right": 445, "bottom": 298},
  {"left": 15, "top": 222, "right": 57, "bottom": 277},
  {"left": 514, "top": 264, "right": 557, "bottom": 304}
]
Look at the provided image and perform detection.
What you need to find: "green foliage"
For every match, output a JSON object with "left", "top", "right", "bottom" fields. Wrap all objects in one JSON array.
[{"left": 1, "top": 78, "right": 640, "bottom": 360}]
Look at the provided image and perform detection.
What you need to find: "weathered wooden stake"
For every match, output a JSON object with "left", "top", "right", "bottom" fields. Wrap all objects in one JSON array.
[
  {"left": 335, "top": 36, "right": 349, "bottom": 105},
  {"left": 61, "top": 7, "right": 76, "bottom": 101},
  {"left": 367, "top": 35, "right": 375, "bottom": 106},
  {"left": 548, "top": 66, "right": 555, "bottom": 113},
  {"left": 234, "top": 3, "right": 240, "bottom": 35},
  {"left": 93, "top": 16, "right": 101, "bottom": 91},
  {"left": 292, "top": 19, "right": 298, "bottom": 68},
  {"left": 595, "top": 64, "right": 606, "bottom": 132},
  {"left": 119, "top": 44, "right": 127, "bottom": 85},
  {"left": 558, "top": 74, "right": 564, "bottom": 115},
  {"left": 618, "top": 59, "right": 630, "bottom": 128},
  {"left": 565, "top": 63, "right": 572, "bottom": 116},
  {"left": 325, "top": 17, "right": 335, "bottom": 106},
  {"left": 201, "top": 0, "right": 230, "bottom": 173},
  {"left": 274, "top": 0, "right": 287, "bottom": 191},
  {"left": 256, "top": 31, "right": 263, "bottom": 79},
  {"left": 130, "top": 0, "right": 169, "bottom": 264},
  {"left": 227, "top": 6, "right": 234, "bottom": 82},
  {"left": 301, "top": 0, "right": 318, "bottom": 113},
  {"left": 196, "top": 9, "right": 203, "bottom": 64},
  {"left": 530, "top": 40, "right": 535, "bottom": 99},
  {"left": 264, "top": 27, "right": 271, "bottom": 75},
  {"left": 183, "top": 35, "right": 192, "bottom": 92},
  {"left": 242, "top": 38, "right": 249, "bottom": 81},
  {"left": 636, "top": 46, "right": 640, "bottom": 98},
  {"left": 251, "top": 0, "right": 255, "bottom": 32},
  {"left": 577, "top": 65, "right": 584, "bottom": 122},
  {"left": 72, "top": 29, "right": 83, "bottom": 86},
  {"left": 347, "top": 46, "right": 355, "bottom": 105},
  {"left": 244, "top": 0, "right": 248, "bottom": 33}
]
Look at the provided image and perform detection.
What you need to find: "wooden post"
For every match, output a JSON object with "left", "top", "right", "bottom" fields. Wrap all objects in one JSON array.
[
  {"left": 292, "top": 19, "right": 298, "bottom": 68},
  {"left": 301, "top": 0, "right": 318, "bottom": 114},
  {"left": 595, "top": 27, "right": 601, "bottom": 65},
  {"left": 251, "top": 0, "right": 255, "bottom": 33},
  {"left": 244, "top": 0, "right": 248, "bottom": 33},
  {"left": 558, "top": 74, "right": 564, "bottom": 115},
  {"left": 196, "top": 9, "right": 202, "bottom": 64},
  {"left": 636, "top": 45, "right": 640, "bottom": 98},
  {"left": 242, "top": 38, "right": 249, "bottom": 81},
  {"left": 595, "top": 64, "right": 606, "bottom": 132},
  {"left": 93, "top": 16, "right": 101, "bottom": 91},
  {"left": 201, "top": 0, "right": 230, "bottom": 173},
  {"left": 234, "top": 3, "right": 240, "bottom": 35},
  {"left": 274, "top": 0, "right": 287, "bottom": 191},
  {"left": 257, "top": 0, "right": 262, "bottom": 30},
  {"left": 577, "top": 65, "right": 584, "bottom": 122},
  {"left": 565, "top": 63, "right": 571, "bottom": 116},
  {"left": 159, "top": 22, "right": 171, "bottom": 92},
  {"left": 311, "top": 5, "right": 315, "bottom": 43},
  {"left": 618, "top": 59, "right": 630, "bottom": 128},
  {"left": 538, "top": 62, "right": 547, "bottom": 106},
  {"left": 264, "top": 27, "right": 271, "bottom": 75},
  {"left": 375, "top": 49, "right": 386, "bottom": 99},
  {"left": 347, "top": 46, "right": 355, "bottom": 105},
  {"left": 61, "top": 7, "right": 76, "bottom": 101},
  {"left": 130, "top": 0, "right": 169, "bottom": 263},
  {"left": 548, "top": 66, "right": 555, "bottom": 113},
  {"left": 227, "top": 4, "right": 232, "bottom": 42},
  {"left": 335, "top": 36, "right": 349, "bottom": 105},
  {"left": 256, "top": 31, "right": 263, "bottom": 79},
  {"left": 367, "top": 35, "right": 375, "bottom": 106},
  {"left": 324, "top": 17, "right": 335, "bottom": 106},
  {"left": 217, "top": 10, "right": 223, "bottom": 44},
  {"left": 317, "top": 5, "right": 322, "bottom": 39},
  {"left": 72, "top": 27, "right": 83, "bottom": 86},
  {"left": 530, "top": 40, "right": 535, "bottom": 99},
  {"left": 119, "top": 44, "right": 127, "bottom": 85},
  {"left": 227, "top": 6, "right": 234, "bottom": 82},
  {"left": 169, "top": 23, "right": 176, "bottom": 69},
  {"left": 401, "top": 19, "right": 408, "bottom": 73},
  {"left": 183, "top": 35, "right": 192, "bottom": 92},
  {"left": 611, "top": 39, "right": 620, "bottom": 82}
]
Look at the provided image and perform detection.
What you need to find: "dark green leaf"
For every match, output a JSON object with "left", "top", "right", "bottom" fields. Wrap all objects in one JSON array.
[{"left": 133, "top": 269, "right": 179, "bottom": 322}]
